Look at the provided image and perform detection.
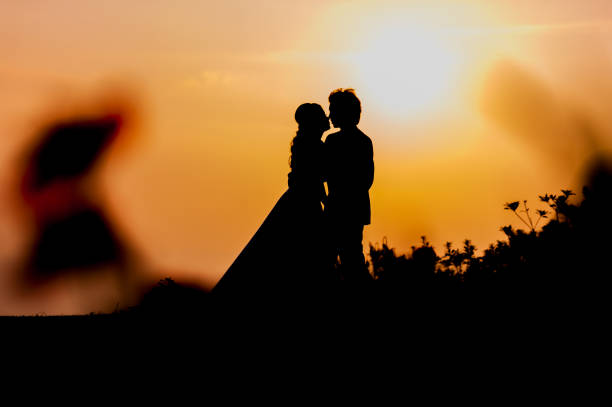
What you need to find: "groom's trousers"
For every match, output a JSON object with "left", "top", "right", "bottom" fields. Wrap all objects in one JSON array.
[{"left": 332, "top": 222, "right": 372, "bottom": 283}]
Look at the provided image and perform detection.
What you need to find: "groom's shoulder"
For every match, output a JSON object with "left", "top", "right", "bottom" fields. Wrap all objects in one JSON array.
[
  {"left": 356, "top": 127, "right": 371, "bottom": 140},
  {"left": 354, "top": 128, "right": 373, "bottom": 149},
  {"left": 324, "top": 131, "right": 342, "bottom": 144}
]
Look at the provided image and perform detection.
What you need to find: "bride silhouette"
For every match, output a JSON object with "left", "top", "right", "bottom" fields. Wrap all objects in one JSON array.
[{"left": 212, "top": 103, "right": 336, "bottom": 301}]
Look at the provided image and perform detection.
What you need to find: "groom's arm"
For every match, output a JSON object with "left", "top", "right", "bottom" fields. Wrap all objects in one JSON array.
[
  {"left": 365, "top": 137, "right": 374, "bottom": 190},
  {"left": 357, "top": 136, "right": 374, "bottom": 192}
]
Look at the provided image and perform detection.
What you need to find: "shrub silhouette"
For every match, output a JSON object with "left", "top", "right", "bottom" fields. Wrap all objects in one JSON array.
[{"left": 366, "top": 182, "right": 609, "bottom": 311}]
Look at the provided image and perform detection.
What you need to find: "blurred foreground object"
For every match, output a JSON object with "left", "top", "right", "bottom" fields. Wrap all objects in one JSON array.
[{"left": 20, "top": 115, "right": 126, "bottom": 279}]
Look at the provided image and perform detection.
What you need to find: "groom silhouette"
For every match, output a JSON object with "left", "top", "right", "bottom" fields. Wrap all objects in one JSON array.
[{"left": 324, "top": 88, "right": 374, "bottom": 284}]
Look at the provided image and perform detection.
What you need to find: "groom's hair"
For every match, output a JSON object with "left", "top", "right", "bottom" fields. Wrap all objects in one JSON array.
[{"left": 329, "top": 88, "right": 361, "bottom": 126}]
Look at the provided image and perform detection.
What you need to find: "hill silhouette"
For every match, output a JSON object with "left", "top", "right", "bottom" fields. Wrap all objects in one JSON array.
[{"left": 6, "top": 177, "right": 609, "bottom": 372}]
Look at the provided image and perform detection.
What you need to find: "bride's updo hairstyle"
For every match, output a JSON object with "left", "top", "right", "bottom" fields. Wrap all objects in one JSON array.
[
  {"left": 290, "top": 103, "right": 327, "bottom": 172},
  {"left": 294, "top": 103, "right": 326, "bottom": 133}
]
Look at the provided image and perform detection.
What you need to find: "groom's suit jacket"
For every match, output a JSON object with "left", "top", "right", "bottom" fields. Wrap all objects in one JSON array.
[{"left": 324, "top": 127, "right": 374, "bottom": 225}]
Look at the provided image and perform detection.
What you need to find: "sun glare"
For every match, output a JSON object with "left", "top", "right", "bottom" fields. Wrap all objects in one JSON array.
[{"left": 350, "top": 22, "right": 464, "bottom": 118}]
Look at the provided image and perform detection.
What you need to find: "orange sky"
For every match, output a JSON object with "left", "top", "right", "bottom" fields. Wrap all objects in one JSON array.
[{"left": 2, "top": 1, "right": 612, "bottom": 313}]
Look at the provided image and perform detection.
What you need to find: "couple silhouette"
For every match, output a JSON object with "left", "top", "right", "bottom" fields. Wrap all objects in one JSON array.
[{"left": 213, "top": 89, "right": 374, "bottom": 300}]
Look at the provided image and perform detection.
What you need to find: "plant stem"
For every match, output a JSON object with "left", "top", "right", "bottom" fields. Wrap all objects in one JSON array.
[
  {"left": 534, "top": 215, "right": 543, "bottom": 229},
  {"left": 523, "top": 201, "right": 534, "bottom": 230},
  {"left": 513, "top": 212, "right": 532, "bottom": 230}
]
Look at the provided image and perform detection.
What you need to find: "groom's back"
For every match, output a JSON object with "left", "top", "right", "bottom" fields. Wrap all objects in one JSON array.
[{"left": 324, "top": 128, "right": 374, "bottom": 225}]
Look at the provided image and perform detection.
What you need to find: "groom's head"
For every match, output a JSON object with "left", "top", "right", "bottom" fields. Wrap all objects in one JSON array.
[{"left": 329, "top": 88, "right": 361, "bottom": 129}]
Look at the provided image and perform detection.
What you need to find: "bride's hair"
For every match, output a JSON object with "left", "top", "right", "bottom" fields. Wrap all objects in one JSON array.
[{"left": 290, "top": 103, "right": 324, "bottom": 170}]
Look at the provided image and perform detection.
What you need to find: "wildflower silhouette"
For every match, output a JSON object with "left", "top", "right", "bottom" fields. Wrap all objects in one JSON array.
[
  {"left": 504, "top": 191, "right": 574, "bottom": 231},
  {"left": 504, "top": 200, "right": 534, "bottom": 230},
  {"left": 504, "top": 201, "right": 519, "bottom": 211},
  {"left": 359, "top": 187, "right": 601, "bottom": 309},
  {"left": 535, "top": 210, "right": 548, "bottom": 229}
]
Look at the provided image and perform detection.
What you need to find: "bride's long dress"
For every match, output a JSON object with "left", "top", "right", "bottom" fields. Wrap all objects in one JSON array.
[{"left": 212, "top": 137, "right": 335, "bottom": 300}]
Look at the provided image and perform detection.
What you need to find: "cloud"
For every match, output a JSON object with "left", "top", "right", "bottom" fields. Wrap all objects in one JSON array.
[
  {"left": 461, "top": 20, "right": 612, "bottom": 36},
  {"left": 180, "top": 70, "right": 239, "bottom": 90}
]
